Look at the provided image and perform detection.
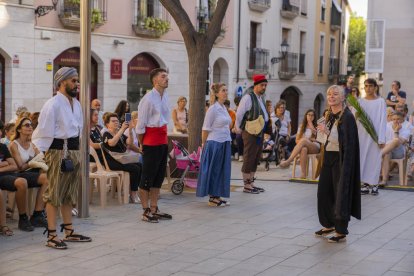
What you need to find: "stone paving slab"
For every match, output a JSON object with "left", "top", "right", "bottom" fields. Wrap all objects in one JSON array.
[{"left": 1, "top": 161, "right": 414, "bottom": 275}]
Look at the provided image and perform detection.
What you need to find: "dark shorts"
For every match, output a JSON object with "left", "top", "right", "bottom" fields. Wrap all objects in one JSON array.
[
  {"left": 140, "top": 144, "right": 168, "bottom": 190},
  {"left": 0, "top": 172, "right": 40, "bottom": 191}
]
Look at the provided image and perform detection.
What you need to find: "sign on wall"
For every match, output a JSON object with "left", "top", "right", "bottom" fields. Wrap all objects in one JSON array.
[{"left": 110, "top": 59, "right": 122, "bottom": 79}]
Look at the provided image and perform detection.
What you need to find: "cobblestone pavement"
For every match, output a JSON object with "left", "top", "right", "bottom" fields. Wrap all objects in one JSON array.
[{"left": 1, "top": 161, "right": 414, "bottom": 276}]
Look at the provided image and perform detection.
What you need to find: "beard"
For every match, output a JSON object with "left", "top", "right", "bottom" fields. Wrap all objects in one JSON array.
[{"left": 65, "top": 84, "right": 78, "bottom": 98}]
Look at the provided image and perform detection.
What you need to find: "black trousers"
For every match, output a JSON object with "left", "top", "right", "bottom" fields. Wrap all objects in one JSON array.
[
  {"left": 140, "top": 144, "right": 168, "bottom": 191},
  {"left": 317, "top": 151, "right": 349, "bottom": 235}
]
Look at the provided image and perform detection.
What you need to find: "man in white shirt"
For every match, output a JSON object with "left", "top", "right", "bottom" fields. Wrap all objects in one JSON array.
[
  {"left": 136, "top": 68, "right": 172, "bottom": 223},
  {"left": 32, "top": 67, "right": 91, "bottom": 249},
  {"left": 380, "top": 111, "right": 410, "bottom": 186},
  {"left": 235, "top": 74, "right": 269, "bottom": 194}
]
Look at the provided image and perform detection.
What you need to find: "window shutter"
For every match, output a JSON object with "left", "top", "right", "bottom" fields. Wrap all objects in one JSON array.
[
  {"left": 290, "top": 0, "right": 300, "bottom": 7},
  {"left": 365, "top": 19, "right": 385, "bottom": 73},
  {"left": 321, "top": 0, "right": 326, "bottom": 8},
  {"left": 301, "top": 0, "right": 307, "bottom": 15}
]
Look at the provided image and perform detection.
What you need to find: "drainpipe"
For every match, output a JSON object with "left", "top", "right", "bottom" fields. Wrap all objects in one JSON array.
[{"left": 236, "top": 0, "right": 241, "bottom": 83}]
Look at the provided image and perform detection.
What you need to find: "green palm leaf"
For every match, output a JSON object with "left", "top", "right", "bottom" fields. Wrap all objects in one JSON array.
[{"left": 347, "top": 95, "right": 378, "bottom": 144}]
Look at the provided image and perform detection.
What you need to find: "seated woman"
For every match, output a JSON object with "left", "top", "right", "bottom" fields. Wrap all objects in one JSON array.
[
  {"left": 273, "top": 101, "right": 291, "bottom": 162},
  {"left": 9, "top": 117, "right": 48, "bottom": 228},
  {"left": 279, "top": 109, "right": 320, "bottom": 177},
  {"left": 102, "top": 113, "right": 142, "bottom": 204},
  {"left": 0, "top": 190, "right": 13, "bottom": 236},
  {"left": 172, "top": 96, "right": 188, "bottom": 134},
  {"left": 89, "top": 109, "right": 104, "bottom": 165}
]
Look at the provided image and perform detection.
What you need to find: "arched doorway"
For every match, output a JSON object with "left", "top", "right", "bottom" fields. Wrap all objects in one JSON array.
[
  {"left": 314, "top": 93, "right": 325, "bottom": 118},
  {"left": 127, "top": 53, "right": 160, "bottom": 110},
  {"left": 281, "top": 87, "right": 300, "bottom": 134},
  {"left": 53, "top": 47, "right": 98, "bottom": 99},
  {"left": 0, "top": 54, "right": 4, "bottom": 122},
  {"left": 212, "top": 58, "right": 229, "bottom": 84}
]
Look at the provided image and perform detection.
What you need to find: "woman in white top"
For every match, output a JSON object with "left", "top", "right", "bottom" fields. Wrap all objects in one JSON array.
[
  {"left": 196, "top": 83, "right": 232, "bottom": 207},
  {"left": 279, "top": 109, "right": 320, "bottom": 178},
  {"left": 9, "top": 117, "right": 48, "bottom": 228},
  {"left": 172, "top": 96, "right": 188, "bottom": 134}
]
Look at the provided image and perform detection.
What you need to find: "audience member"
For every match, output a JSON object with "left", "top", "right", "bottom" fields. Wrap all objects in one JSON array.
[
  {"left": 91, "top": 99, "right": 104, "bottom": 127},
  {"left": 9, "top": 117, "right": 48, "bottom": 228},
  {"left": 89, "top": 109, "right": 104, "bottom": 164},
  {"left": 0, "top": 123, "right": 15, "bottom": 146},
  {"left": 102, "top": 113, "right": 141, "bottom": 204},
  {"left": 386, "top": 80, "right": 406, "bottom": 108},
  {"left": 172, "top": 96, "right": 188, "bottom": 134},
  {"left": 30, "top": 112, "right": 40, "bottom": 130},
  {"left": 280, "top": 109, "right": 320, "bottom": 178},
  {"left": 114, "top": 100, "right": 130, "bottom": 125},
  {"left": 344, "top": 75, "right": 355, "bottom": 98},
  {"left": 273, "top": 101, "right": 292, "bottom": 162}
]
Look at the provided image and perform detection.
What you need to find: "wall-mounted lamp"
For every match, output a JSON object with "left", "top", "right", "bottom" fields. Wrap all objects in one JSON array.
[
  {"left": 113, "top": 39, "right": 125, "bottom": 46},
  {"left": 34, "top": 0, "right": 58, "bottom": 17},
  {"left": 271, "top": 40, "right": 290, "bottom": 64}
]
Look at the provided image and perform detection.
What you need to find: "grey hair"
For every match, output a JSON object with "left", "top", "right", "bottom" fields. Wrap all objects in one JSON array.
[{"left": 327, "top": 85, "right": 344, "bottom": 96}]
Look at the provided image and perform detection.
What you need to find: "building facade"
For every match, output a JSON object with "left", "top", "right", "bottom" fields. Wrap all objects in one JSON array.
[
  {"left": 366, "top": 0, "right": 414, "bottom": 99},
  {"left": 0, "top": 0, "right": 235, "bottom": 123}
]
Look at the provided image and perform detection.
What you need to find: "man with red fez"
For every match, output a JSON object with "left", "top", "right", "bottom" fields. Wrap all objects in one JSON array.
[{"left": 235, "top": 74, "right": 270, "bottom": 194}]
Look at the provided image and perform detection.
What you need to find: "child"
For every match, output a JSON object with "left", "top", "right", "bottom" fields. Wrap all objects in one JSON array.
[
  {"left": 0, "top": 123, "right": 15, "bottom": 146},
  {"left": 263, "top": 133, "right": 274, "bottom": 151}
]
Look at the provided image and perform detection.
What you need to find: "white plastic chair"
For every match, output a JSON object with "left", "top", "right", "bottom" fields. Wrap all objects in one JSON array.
[
  {"left": 100, "top": 144, "right": 130, "bottom": 204},
  {"left": 89, "top": 146, "right": 121, "bottom": 207},
  {"left": 292, "top": 154, "right": 319, "bottom": 180}
]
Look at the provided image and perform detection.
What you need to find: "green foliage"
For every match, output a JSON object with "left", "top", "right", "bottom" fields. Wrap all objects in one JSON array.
[
  {"left": 143, "top": 17, "right": 171, "bottom": 36},
  {"left": 68, "top": 0, "right": 80, "bottom": 5},
  {"left": 347, "top": 95, "right": 378, "bottom": 144},
  {"left": 348, "top": 13, "right": 366, "bottom": 77},
  {"left": 91, "top": 9, "right": 103, "bottom": 25}
]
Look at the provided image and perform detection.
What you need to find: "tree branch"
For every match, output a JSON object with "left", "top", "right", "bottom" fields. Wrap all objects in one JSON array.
[
  {"left": 206, "top": 0, "right": 230, "bottom": 48},
  {"left": 159, "top": 0, "right": 197, "bottom": 48}
]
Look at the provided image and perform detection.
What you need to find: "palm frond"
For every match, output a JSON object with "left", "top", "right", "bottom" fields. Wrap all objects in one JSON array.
[{"left": 347, "top": 95, "right": 378, "bottom": 144}]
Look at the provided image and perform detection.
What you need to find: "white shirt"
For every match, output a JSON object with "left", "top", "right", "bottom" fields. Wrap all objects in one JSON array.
[
  {"left": 124, "top": 127, "right": 139, "bottom": 148},
  {"left": 32, "top": 92, "right": 83, "bottom": 152},
  {"left": 271, "top": 111, "right": 290, "bottom": 133},
  {"left": 14, "top": 140, "right": 36, "bottom": 163},
  {"left": 274, "top": 116, "right": 291, "bottom": 136},
  {"left": 235, "top": 92, "right": 269, "bottom": 132},
  {"left": 136, "top": 88, "right": 170, "bottom": 135},
  {"left": 203, "top": 102, "right": 231, "bottom": 143},
  {"left": 385, "top": 122, "right": 410, "bottom": 143}
]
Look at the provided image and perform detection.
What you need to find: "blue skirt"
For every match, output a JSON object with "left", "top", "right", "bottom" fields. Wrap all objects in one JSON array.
[{"left": 196, "top": 140, "right": 231, "bottom": 198}]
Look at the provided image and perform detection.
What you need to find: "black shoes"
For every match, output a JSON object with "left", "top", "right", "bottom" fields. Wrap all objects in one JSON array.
[
  {"left": 30, "top": 213, "right": 48, "bottom": 228},
  {"left": 142, "top": 208, "right": 159, "bottom": 223},
  {"left": 328, "top": 235, "right": 347, "bottom": 243},
  {"left": 315, "top": 228, "right": 335, "bottom": 236},
  {"left": 18, "top": 216, "right": 34, "bottom": 232},
  {"left": 371, "top": 185, "right": 379, "bottom": 195},
  {"left": 361, "top": 183, "right": 370, "bottom": 195},
  {"left": 153, "top": 207, "right": 172, "bottom": 220}
]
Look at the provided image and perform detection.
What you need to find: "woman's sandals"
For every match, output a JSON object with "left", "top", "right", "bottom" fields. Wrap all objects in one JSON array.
[
  {"left": 208, "top": 197, "right": 227, "bottom": 207},
  {"left": 60, "top": 223, "right": 92, "bottom": 242},
  {"left": 44, "top": 229, "right": 67, "bottom": 249}
]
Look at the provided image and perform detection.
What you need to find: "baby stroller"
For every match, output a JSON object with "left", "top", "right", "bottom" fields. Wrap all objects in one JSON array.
[
  {"left": 261, "top": 137, "right": 275, "bottom": 171},
  {"left": 273, "top": 118, "right": 288, "bottom": 166},
  {"left": 169, "top": 140, "right": 201, "bottom": 195}
]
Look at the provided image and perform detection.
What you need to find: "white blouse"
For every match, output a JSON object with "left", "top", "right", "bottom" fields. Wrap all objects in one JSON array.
[
  {"left": 203, "top": 102, "right": 231, "bottom": 143},
  {"left": 32, "top": 92, "right": 83, "bottom": 152},
  {"left": 136, "top": 88, "right": 170, "bottom": 135},
  {"left": 14, "top": 140, "right": 36, "bottom": 163}
]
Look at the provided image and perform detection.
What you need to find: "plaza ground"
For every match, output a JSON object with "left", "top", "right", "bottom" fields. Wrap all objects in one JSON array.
[{"left": 0, "top": 161, "right": 413, "bottom": 276}]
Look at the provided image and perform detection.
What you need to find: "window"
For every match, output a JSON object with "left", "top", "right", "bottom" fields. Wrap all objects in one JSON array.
[
  {"left": 319, "top": 35, "right": 325, "bottom": 74},
  {"left": 300, "top": 0, "right": 307, "bottom": 16},
  {"left": 321, "top": 0, "right": 326, "bottom": 22},
  {"left": 299, "top": 31, "right": 306, "bottom": 73},
  {"left": 136, "top": 0, "right": 162, "bottom": 20}
]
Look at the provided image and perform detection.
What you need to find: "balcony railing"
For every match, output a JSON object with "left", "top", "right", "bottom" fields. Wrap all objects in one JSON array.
[
  {"left": 58, "top": 0, "right": 107, "bottom": 30},
  {"left": 247, "top": 48, "right": 269, "bottom": 78},
  {"left": 248, "top": 0, "right": 271, "bottom": 12},
  {"left": 328, "top": 57, "right": 339, "bottom": 77},
  {"left": 278, "top": 52, "right": 298, "bottom": 80},
  {"left": 281, "top": 0, "right": 300, "bottom": 19},
  {"left": 298, "top": 53, "right": 305, "bottom": 74},
  {"left": 133, "top": 1, "right": 170, "bottom": 38}
]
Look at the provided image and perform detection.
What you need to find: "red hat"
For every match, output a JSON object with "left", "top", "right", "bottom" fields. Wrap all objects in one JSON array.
[{"left": 253, "top": 74, "right": 268, "bottom": 86}]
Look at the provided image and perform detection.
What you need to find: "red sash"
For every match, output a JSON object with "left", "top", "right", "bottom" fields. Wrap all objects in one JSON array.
[{"left": 143, "top": 125, "right": 168, "bottom": 146}]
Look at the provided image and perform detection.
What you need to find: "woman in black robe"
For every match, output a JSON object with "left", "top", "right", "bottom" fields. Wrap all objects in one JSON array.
[{"left": 316, "top": 85, "right": 361, "bottom": 243}]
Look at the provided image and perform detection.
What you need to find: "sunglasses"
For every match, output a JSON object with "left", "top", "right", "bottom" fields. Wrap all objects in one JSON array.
[
  {"left": 71, "top": 79, "right": 79, "bottom": 83},
  {"left": 22, "top": 123, "right": 32, "bottom": 128}
]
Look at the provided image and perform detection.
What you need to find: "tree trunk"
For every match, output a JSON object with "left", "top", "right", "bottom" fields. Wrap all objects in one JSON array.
[{"left": 187, "top": 47, "right": 209, "bottom": 152}]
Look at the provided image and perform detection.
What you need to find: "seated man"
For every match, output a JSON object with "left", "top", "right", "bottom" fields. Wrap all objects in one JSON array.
[
  {"left": 0, "top": 142, "right": 34, "bottom": 231},
  {"left": 381, "top": 111, "right": 410, "bottom": 185}
]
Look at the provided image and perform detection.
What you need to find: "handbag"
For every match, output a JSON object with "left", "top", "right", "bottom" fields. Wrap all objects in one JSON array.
[
  {"left": 109, "top": 150, "right": 139, "bottom": 164},
  {"left": 245, "top": 115, "right": 265, "bottom": 135}
]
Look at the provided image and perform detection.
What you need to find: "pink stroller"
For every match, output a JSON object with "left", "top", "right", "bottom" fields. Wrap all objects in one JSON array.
[{"left": 169, "top": 140, "right": 201, "bottom": 195}]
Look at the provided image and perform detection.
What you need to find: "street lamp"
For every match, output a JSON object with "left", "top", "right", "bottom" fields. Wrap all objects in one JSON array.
[
  {"left": 347, "top": 62, "right": 352, "bottom": 74},
  {"left": 271, "top": 40, "right": 290, "bottom": 64},
  {"left": 35, "top": 0, "right": 58, "bottom": 17}
]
